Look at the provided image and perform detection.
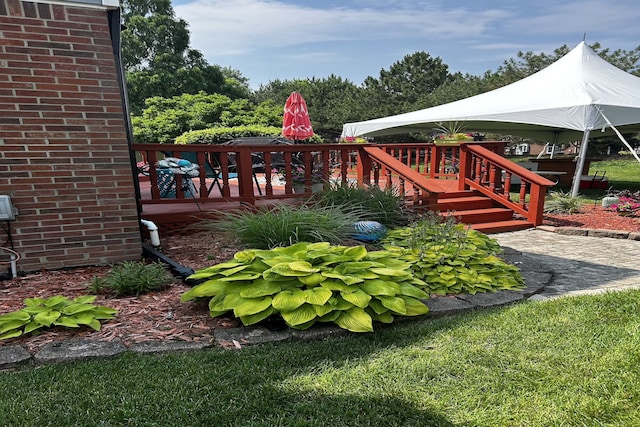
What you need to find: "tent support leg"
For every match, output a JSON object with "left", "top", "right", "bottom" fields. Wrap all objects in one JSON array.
[{"left": 570, "top": 130, "right": 591, "bottom": 197}]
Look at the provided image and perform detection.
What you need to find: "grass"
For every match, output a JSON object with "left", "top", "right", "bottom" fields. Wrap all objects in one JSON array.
[{"left": 2, "top": 290, "right": 640, "bottom": 426}]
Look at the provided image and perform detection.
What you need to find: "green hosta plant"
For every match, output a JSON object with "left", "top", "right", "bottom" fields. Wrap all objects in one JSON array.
[
  {"left": 0, "top": 295, "right": 118, "bottom": 341},
  {"left": 181, "top": 242, "right": 430, "bottom": 333},
  {"left": 381, "top": 216, "right": 524, "bottom": 295}
]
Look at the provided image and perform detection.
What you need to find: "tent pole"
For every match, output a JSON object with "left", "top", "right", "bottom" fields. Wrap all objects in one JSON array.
[
  {"left": 570, "top": 131, "right": 591, "bottom": 197},
  {"left": 596, "top": 106, "right": 640, "bottom": 163}
]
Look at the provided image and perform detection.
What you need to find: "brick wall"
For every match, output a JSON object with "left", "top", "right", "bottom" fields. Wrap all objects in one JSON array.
[{"left": 0, "top": 0, "right": 142, "bottom": 274}]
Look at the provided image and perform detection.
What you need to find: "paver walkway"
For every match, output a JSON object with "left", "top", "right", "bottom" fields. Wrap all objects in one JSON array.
[{"left": 493, "top": 228, "right": 640, "bottom": 299}]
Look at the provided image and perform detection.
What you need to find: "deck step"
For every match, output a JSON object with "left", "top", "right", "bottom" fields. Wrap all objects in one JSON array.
[
  {"left": 442, "top": 207, "right": 514, "bottom": 224},
  {"left": 469, "top": 219, "right": 534, "bottom": 234},
  {"left": 435, "top": 195, "right": 494, "bottom": 211}
]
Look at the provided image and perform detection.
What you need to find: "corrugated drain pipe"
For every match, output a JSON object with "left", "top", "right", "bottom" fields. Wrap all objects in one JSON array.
[{"left": 140, "top": 219, "right": 195, "bottom": 281}]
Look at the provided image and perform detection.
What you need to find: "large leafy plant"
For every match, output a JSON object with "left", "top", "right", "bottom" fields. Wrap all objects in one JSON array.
[
  {"left": 381, "top": 215, "right": 524, "bottom": 294},
  {"left": 181, "top": 242, "right": 430, "bottom": 333},
  {"left": 0, "top": 295, "right": 118, "bottom": 340}
]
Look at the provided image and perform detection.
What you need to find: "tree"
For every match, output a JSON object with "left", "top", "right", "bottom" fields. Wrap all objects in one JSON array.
[
  {"left": 362, "top": 51, "right": 452, "bottom": 116},
  {"left": 121, "top": 0, "right": 232, "bottom": 114}
]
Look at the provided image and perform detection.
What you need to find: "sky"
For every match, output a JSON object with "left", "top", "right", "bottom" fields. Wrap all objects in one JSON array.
[{"left": 171, "top": 0, "right": 640, "bottom": 89}]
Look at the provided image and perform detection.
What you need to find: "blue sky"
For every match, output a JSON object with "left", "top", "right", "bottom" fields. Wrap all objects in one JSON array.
[{"left": 172, "top": 0, "right": 640, "bottom": 89}]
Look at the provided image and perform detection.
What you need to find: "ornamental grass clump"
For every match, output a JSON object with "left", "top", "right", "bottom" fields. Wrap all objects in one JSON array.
[
  {"left": 380, "top": 213, "right": 524, "bottom": 295},
  {"left": 0, "top": 295, "right": 117, "bottom": 340},
  {"left": 316, "top": 180, "right": 408, "bottom": 227},
  {"left": 181, "top": 242, "right": 430, "bottom": 333},
  {"left": 197, "top": 204, "right": 364, "bottom": 249},
  {"left": 543, "top": 191, "right": 582, "bottom": 214},
  {"left": 88, "top": 261, "right": 174, "bottom": 296}
]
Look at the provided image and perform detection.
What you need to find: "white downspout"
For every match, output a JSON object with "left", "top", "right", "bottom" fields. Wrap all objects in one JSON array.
[{"left": 140, "top": 219, "right": 161, "bottom": 248}]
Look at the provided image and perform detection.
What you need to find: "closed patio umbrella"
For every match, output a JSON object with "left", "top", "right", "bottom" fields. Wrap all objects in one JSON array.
[{"left": 282, "top": 91, "right": 314, "bottom": 142}]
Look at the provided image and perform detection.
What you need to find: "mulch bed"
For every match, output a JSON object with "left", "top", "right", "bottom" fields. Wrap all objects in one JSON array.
[{"left": 1, "top": 204, "right": 638, "bottom": 354}]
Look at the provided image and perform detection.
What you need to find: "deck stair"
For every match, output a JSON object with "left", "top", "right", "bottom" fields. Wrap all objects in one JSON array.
[{"left": 432, "top": 190, "right": 534, "bottom": 234}]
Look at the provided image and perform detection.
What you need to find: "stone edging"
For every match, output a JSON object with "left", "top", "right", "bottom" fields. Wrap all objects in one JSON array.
[
  {"left": 536, "top": 225, "right": 640, "bottom": 240},
  {"left": 0, "top": 246, "right": 552, "bottom": 371}
]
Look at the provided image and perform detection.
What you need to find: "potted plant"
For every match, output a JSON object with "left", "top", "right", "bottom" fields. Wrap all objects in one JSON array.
[{"left": 433, "top": 121, "right": 474, "bottom": 144}]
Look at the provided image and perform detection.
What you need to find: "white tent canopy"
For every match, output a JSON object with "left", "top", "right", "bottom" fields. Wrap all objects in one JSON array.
[{"left": 342, "top": 42, "right": 640, "bottom": 195}]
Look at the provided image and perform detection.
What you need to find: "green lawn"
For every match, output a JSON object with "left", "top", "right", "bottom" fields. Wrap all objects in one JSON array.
[{"left": 2, "top": 290, "right": 640, "bottom": 426}]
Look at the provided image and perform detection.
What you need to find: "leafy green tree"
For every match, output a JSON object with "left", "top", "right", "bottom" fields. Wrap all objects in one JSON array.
[
  {"left": 362, "top": 51, "right": 452, "bottom": 117},
  {"left": 121, "top": 0, "right": 235, "bottom": 114}
]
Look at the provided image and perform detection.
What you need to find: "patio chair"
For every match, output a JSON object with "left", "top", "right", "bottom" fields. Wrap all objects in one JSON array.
[{"left": 180, "top": 152, "right": 238, "bottom": 196}]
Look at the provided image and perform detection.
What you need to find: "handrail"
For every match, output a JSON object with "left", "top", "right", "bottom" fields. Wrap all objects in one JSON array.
[
  {"left": 362, "top": 146, "right": 447, "bottom": 209},
  {"left": 459, "top": 144, "right": 554, "bottom": 225}
]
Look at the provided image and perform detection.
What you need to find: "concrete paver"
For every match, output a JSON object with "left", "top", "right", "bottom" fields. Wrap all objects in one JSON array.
[{"left": 493, "top": 228, "right": 640, "bottom": 299}]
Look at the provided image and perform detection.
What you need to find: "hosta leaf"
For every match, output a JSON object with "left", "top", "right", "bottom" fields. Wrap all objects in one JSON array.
[
  {"left": 218, "top": 272, "right": 263, "bottom": 282},
  {"left": 259, "top": 256, "right": 296, "bottom": 267},
  {"left": 343, "top": 245, "right": 368, "bottom": 261},
  {"left": 181, "top": 279, "right": 230, "bottom": 301},
  {"left": 400, "top": 296, "right": 430, "bottom": 316},
  {"left": 239, "top": 282, "right": 281, "bottom": 298},
  {"left": 398, "top": 283, "right": 429, "bottom": 299},
  {"left": 234, "top": 250, "right": 256, "bottom": 263},
  {"left": 370, "top": 257, "right": 409, "bottom": 268},
  {"left": 340, "top": 289, "right": 371, "bottom": 308},
  {"left": 297, "top": 273, "right": 326, "bottom": 286},
  {"left": 289, "top": 319, "right": 316, "bottom": 330},
  {"left": 317, "top": 311, "right": 341, "bottom": 323},
  {"left": 70, "top": 313, "right": 96, "bottom": 326},
  {"left": 304, "top": 288, "right": 333, "bottom": 306},
  {"left": 313, "top": 304, "right": 334, "bottom": 317},
  {"left": 23, "top": 297, "right": 45, "bottom": 308},
  {"left": 23, "top": 321, "right": 42, "bottom": 335},
  {"left": 262, "top": 269, "right": 306, "bottom": 282},
  {"left": 368, "top": 299, "right": 389, "bottom": 315},
  {"left": 233, "top": 297, "right": 273, "bottom": 317},
  {"left": 370, "top": 267, "right": 411, "bottom": 277},
  {"left": 361, "top": 280, "right": 399, "bottom": 296},
  {"left": 239, "top": 307, "right": 275, "bottom": 326},
  {"left": 91, "top": 307, "right": 118, "bottom": 319},
  {"left": 54, "top": 317, "right": 80, "bottom": 328},
  {"left": 288, "top": 261, "right": 319, "bottom": 273},
  {"left": 217, "top": 265, "right": 251, "bottom": 277},
  {"left": 87, "top": 319, "right": 102, "bottom": 331},
  {"left": 368, "top": 310, "right": 394, "bottom": 324},
  {"left": 320, "top": 271, "right": 363, "bottom": 285},
  {"left": 0, "top": 319, "right": 29, "bottom": 334},
  {"left": 272, "top": 242, "right": 310, "bottom": 256},
  {"left": 0, "top": 311, "right": 31, "bottom": 322},
  {"left": 351, "top": 270, "right": 380, "bottom": 279},
  {"left": 281, "top": 304, "right": 317, "bottom": 327},
  {"left": 223, "top": 293, "right": 248, "bottom": 311},
  {"left": 43, "top": 296, "right": 69, "bottom": 308},
  {"left": 328, "top": 296, "right": 355, "bottom": 311},
  {"left": 0, "top": 330, "right": 22, "bottom": 340},
  {"left": 61, "top": 303, "right": 97, "bottom": 315},
  {"left": 73, "top": 295, "right": 97, "bottom": 304},
  {"left": 272, "top": 290, "right": 307, "bottom": 311},
  {"left": 34, "top": 310, "right": 61, "bottom": 327},
  {"left": 305, "top": 242, "right": 331, "bottom": 251},
  {"left": 319, "top": 279, "right": 357, "bottom": 292},
  {"left": 335, "top": 307, "right": 373, "bottom": 333},
  {"left": 377, "top": 296, "right": 407, "bottom": 315},
  {"left": 336, "top": 261, "right": 382, "bottom": 274}
]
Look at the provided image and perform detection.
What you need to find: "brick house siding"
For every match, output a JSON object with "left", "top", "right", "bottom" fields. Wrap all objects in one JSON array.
[{"left": 0, "top": 0, "right": 142, "bottom": 275}]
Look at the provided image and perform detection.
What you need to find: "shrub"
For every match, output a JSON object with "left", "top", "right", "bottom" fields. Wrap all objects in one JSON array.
[
  {"left": 0, "top": 295, "right": 117, "bottom": 340},
  {"left": 181, "top": 242, "right": 430, "bottom": 333},
  {"left": 174, "top": 126, "right": 283, "bottom": 145},
  {"left": 89, "top": 261, "right": 174, "bottom": 296},
  {"left": 196, "top": 204, "right": 365, "bottom": 249},
  {"left": 316, "top": 181, "right": 408, "bottom": 227},
  {"left": 544, "top": 191, "right": 582, "bottom": 214},
  {"left": 381, "top": 213, "right": 523, "bottom": 295}
]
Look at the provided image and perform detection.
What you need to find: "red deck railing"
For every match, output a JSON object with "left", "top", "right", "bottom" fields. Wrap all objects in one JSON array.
[{"left": 132, "top": 141, "right": 552, "bottom": 226}]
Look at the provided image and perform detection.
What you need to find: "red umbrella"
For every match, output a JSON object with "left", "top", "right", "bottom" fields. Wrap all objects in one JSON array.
[{"left": 282, "top": 91, "right": 314, "bottom": 141}]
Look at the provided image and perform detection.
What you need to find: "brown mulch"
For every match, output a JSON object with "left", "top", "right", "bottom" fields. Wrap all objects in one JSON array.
[{"left": 1, "top": 205, "right": 638, "bottom": 354}]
